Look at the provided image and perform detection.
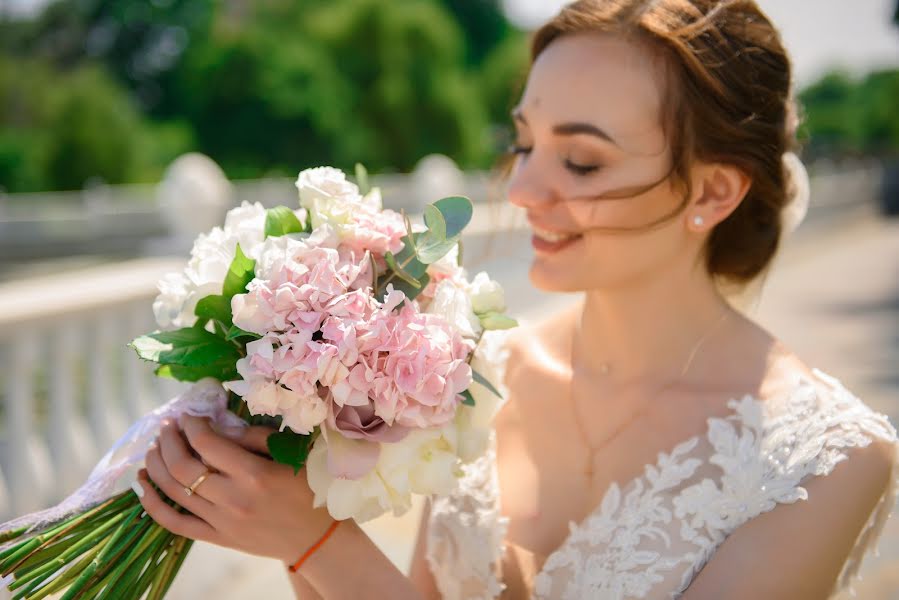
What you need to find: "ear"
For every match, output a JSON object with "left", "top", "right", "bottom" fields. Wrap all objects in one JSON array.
[{"left": 686, "top": 163, "right": 751, "bottom": 233}]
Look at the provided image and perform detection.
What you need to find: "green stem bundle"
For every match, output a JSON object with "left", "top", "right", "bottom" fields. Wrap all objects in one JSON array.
[{"left": 0, "top": 487, "right": 190, "bottom": 600}]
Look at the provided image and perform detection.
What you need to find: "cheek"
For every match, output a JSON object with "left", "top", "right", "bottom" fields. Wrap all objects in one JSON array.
[{"left": 529, "top": 227, "right": 687, "bottom": 292}]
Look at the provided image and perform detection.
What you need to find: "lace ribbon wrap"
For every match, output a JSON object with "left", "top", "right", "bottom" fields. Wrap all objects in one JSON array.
[{"left": 0, "top": 379, "right": 246, "bottom": 546}]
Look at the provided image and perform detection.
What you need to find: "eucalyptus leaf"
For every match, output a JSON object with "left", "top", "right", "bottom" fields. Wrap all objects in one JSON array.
[
  {"left": 472, "top": 369, "right": 502, "bottom": 398},
  {"left": 460, "top": 389, "right": 476, "bottom": 407},
  {"left": 267, "top": 431, "right": 314, "bottom": 474},
  {"left": 415, "top": 237, "right": 458, "bottom": 264},
  {"left": 423, "top": 204, "right": 447, "bottom": 241},
  {"left": 355, "top": 163, "right": 370, "bottom": 195},
  {"left": 479, "top": 312, "right": 519, "bottom": 331},
  {"left": 433, "top": 196, "right": 473, "bottom": 239},
  {"left": 389, "top": 272, "right": 430, "bottom": 303},
  {"left": 384, "top": 252, "right": 422, "bottom": 288},
  {"left": 264, "top": 206, "right": 304, "bottom": 238}
]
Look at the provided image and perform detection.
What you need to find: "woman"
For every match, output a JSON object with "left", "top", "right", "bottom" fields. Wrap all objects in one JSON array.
[{"left": 134, "top": 1, "right": 899, "bottom": 597}]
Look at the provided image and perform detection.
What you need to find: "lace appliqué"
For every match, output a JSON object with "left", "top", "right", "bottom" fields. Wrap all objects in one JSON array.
[
  {"left": 426, "top": 363, "right": 899, "bottom": 600},
  {"left": 426, "top": 436, "right": 509, "bottom": 600},
  {"left": 534, "top": 370, "right": 898, "bottom": 600}
]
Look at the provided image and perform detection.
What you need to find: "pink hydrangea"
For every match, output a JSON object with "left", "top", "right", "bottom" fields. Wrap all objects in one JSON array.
[{"left": 345, "top": 303, "right": 474, "bottom": 429}]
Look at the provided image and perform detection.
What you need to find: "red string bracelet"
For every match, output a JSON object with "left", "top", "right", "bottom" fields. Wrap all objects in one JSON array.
[{"left": 288, "top": 520, "right": 341, "bottom": 573}]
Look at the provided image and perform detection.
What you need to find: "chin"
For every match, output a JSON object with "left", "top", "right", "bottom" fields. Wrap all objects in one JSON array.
[{"left": 528, "top": 260, "right": 588, "bottom": 293}]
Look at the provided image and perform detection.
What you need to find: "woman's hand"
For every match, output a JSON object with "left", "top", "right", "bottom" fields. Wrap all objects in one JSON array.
[{"left": 134, "top": 414, "right": 334, "bottom": 566}]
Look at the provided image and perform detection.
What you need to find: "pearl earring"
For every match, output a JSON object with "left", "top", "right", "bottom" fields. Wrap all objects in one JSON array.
[{"left": 692, "top": 215, "right": 705, "bottom": 227}]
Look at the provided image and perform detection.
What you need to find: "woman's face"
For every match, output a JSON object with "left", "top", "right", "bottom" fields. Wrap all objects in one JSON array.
[{"left": 507, "top": 33, "right": 702, "bottom": 293}]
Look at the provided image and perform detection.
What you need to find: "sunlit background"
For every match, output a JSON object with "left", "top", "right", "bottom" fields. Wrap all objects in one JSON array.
[{"left": 0, "top": 0, "right": 897, "bottom": 598}]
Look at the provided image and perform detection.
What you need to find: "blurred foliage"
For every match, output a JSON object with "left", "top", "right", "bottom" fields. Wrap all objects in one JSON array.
[
  {"left": 0, "top": 0, "right": 529, "bottom": 192},
  {"left": 798, "top": 68, "right": 899, "bottom": 160},
  {"left": 9, "top": 0, "right": 894, "bottom": 193}
]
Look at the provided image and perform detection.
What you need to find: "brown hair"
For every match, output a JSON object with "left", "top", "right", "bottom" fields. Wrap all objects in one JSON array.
[{"left": 528, "top": 0, "right": 800, "bottom": 285}]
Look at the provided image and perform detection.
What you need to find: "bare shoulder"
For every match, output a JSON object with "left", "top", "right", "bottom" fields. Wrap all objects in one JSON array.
[
  {"left": 686, "top": 431, "right": 897, "bottom": 599},
  {"left": 685, "top": 335, "right": 899, "bottom": 600}
]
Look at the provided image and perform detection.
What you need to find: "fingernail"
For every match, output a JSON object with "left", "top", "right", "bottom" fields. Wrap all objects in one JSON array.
[{"left": 131, "top": 479, "right": 146, "bottom": 499}]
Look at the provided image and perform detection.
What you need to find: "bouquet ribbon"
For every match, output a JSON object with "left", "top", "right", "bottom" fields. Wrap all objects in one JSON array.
[{"left": 0, "top": 378, "right": 246, "bottom": 545}]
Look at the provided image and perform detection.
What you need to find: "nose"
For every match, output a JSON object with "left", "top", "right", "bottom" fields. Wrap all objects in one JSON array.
[{"left": 506, "top": 155, "right": 558, "bottom": 211}]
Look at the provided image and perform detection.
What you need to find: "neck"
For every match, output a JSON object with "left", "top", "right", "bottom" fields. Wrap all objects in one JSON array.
[{"left": 574, "top": 264, "right": 731, "bottom": 384}]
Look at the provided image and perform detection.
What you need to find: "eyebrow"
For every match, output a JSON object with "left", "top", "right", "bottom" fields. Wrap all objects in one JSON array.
[{"left": 511, "top": 108, "right": 619, "bottom": 147}]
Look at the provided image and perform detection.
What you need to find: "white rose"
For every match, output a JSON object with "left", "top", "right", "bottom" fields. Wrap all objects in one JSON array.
[
  {"left": 427, "top": 279, "right": 481, "bottom": 338},
  {"left": 295, "top": 167, "right": 361, "bottom": 230},
  {"left": 152, "top": 227, "right": 235, "bottom": 329},
  {"left": 153, "top": 272, "right": 192, "bottom": 329},
  {"left": 468, "top": 271, "right": 506, "bottom": 315},
  {"left": 223, "top": 201, "right": 268, "bottom": 259}
]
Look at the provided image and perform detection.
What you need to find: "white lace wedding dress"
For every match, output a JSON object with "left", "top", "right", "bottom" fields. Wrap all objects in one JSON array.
[{"left": 425, "top": 333, "right": 899, "bottom": 599}]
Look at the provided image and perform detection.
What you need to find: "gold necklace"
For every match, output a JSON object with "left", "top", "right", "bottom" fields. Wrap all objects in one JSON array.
[{"left": 570, "top": 310, "right": 730, "bottom": 480}]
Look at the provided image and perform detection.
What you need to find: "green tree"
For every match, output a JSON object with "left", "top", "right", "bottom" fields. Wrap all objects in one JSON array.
[{"left": 0, "top": 56, "right": 192, "bottom": 192}]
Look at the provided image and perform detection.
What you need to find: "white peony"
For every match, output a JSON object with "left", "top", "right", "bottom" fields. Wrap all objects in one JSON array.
[
  {"left": 306, "top": 426, "right": 461, "bottom": 522},
  {"left": 468, "top": 271, "right": 506, "bottom": 315},
  {"left": 426, "top": 279, "right": 482, "bottom": 339},
  {"left": 454, "top": 330, "right": 509, "bottom": 462}
]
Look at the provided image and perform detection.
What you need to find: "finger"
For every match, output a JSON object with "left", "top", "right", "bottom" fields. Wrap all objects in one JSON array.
[
  {"left": 226, "top": 425, "right": 277, "bottom": 457},
  {"left": 179, "top": 414, "right": 269, "bottom": 477},
  {"left": 159, "top": 420, "right": 216, "bottom": 485},
  {"left": 134, "top": 469, "right": 219, "bottom": 543},
  {"left": 145, "top": 441, "right": 216, "bottom": 519}
]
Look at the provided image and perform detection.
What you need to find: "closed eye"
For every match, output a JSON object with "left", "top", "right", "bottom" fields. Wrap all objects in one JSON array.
[
  {"left": 565, "top": 160, "right": 600, "bottom": 176},
  {"left": 508, "top": 144, "right": 601, "bottom": 177}
]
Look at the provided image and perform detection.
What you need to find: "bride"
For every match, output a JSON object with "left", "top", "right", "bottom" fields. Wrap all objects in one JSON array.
[{"left": 135, "top": 1, "right": 898, "bottom": 598}]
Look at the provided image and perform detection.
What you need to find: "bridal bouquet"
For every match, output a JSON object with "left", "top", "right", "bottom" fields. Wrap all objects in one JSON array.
[{"left": 0, "top": 165, "right": 516, "bottom": 599}]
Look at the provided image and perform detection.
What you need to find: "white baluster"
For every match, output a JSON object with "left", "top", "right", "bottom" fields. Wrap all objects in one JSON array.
[
  {"left": 0, "top": 330, "right": 53, "bottom": 516},
  {"left": 87, "top": 317, "right": 128, "bottom": 450},
  {"left": 123, "top": 302, "right": 156, "bottom": 420},
  {"left": 48, "top": 320, "right": 97, "bottom": 499}
]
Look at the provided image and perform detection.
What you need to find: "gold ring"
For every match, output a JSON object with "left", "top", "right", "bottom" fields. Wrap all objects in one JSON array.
[{"left": 184, "top": 469, "right": 212, "bottom": 497}]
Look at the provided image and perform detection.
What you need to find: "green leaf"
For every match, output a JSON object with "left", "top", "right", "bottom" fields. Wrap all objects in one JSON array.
[
  {"left": 355, "top": 162, "right": 370, "bottom": 195},
  {"left": 267, "top": 431, "right": 314, "bottom": 474},
  {"left": 472, "top": 369, "right": 502, "bottom": 398},
  {"left": 415, "top": 237, "right": 458, "bottom": 264},
  {"left": 389, "top": 272, "right": 430, "bottom": 303},
  {"left": 226, "top": 325, "right": 261, "bottom": 341},
  {"left": 194, "top": 294, "right": 232, "bottom": 328},
  {"left": 130, "top": 327, "right": 241, "bottom": 368},
  {"left": 222, "top": 244, "right": 256, "bottom": 298},
  {"left": 155, "top": 362, "right": 238, "bottom": 382},
  {"left": 384, "top": 252, "right": 422, "bottom": 288},
  {"left": 433, "top": 196, "right": 472, "bottom": 239},
  {"left": 460, "top": 389, "right": 476, "bottom": 407},
  {"left": 479, "top": 312, "right": 519, "bottom": 331},
  {"left": 423, "top": 204, "right": 446, "bottom": 241},
  {"left": 264, "top": 206, "right": 304, "bottom": 238}
]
